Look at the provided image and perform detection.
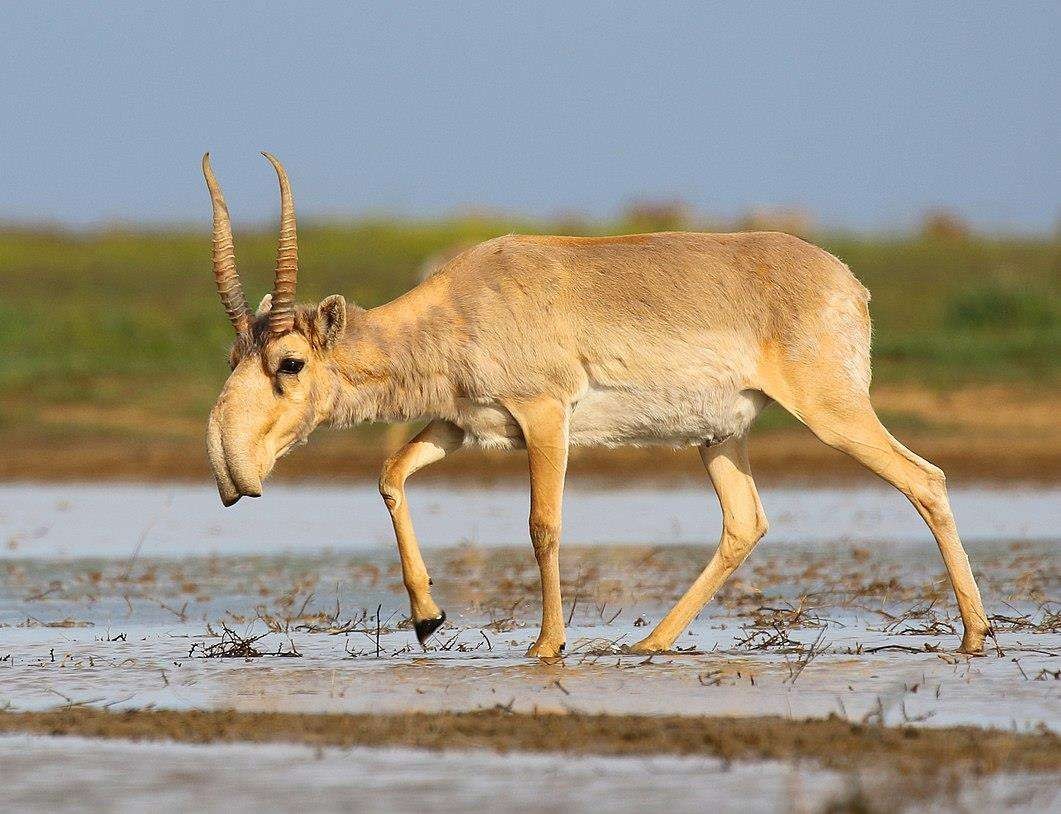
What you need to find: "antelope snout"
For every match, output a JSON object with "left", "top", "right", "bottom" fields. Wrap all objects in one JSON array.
[{"left": 207, "top": 407, "right": 265, "bottom": 507}]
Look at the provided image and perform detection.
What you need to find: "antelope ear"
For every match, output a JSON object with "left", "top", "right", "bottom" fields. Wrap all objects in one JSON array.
[
  {"left": 256, "top": 293, "right": 273, "bottom": 317},
  {"left": 315, "top": 294, "right": 348, "bottom": 348}
]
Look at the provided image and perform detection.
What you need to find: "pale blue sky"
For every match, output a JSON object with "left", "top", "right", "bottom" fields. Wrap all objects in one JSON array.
[{"left": 2, "top": 2, "right": 1057, "bottom": 231}]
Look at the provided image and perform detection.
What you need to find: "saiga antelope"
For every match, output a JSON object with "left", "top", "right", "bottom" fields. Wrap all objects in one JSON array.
[{"left": 204, "top": 153, "right": 990, "bottom": 658}]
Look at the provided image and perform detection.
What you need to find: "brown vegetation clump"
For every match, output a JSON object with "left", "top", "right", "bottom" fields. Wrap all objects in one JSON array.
[
  {"left": 737, "top": 206, "right": 816, "bottom": 237},
  {"left": 920, "top": 209, "right": 971, "bottom": 240},
  {"left": 619, "top": 198, "right": 693, "bottom": 232}
]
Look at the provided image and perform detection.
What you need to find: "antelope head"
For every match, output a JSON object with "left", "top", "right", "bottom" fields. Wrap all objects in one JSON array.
[{"left": 203, "top": 153, "right": 349, "bottom": 506}]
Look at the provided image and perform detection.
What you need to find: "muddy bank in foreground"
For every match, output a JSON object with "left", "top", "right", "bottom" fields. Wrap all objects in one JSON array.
[{"left": 2, "top": 708, "right": 1058, "bottom": 777}]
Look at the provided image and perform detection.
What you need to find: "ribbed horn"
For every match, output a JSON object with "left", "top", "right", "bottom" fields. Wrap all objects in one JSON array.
[
  {"left": 261, "top": 152, "right": 298, "bottom": 336},
  {"left": 202, "top": 153, "right": 251, "bottom": 336}
]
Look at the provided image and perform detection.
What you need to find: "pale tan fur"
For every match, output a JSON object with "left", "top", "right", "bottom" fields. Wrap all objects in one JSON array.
[{"left": 209, "top": 231, "right": 990, "bottom": 658}]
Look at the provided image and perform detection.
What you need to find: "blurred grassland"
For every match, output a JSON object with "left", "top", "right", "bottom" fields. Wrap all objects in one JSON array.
[{"left": 1, "top": 219, "right": 1058, "bottom": 452}]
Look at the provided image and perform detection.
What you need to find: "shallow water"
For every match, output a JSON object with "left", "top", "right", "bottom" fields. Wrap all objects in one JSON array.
[
  {"left": 1, "top": 481, "right": 1058, "bottom": 559},
  {"left": 1, "top": 483, "right": 1057, "bottom": 727},
  {"left": 0, "top": 482, "right": 1058, "bottom": 811}
]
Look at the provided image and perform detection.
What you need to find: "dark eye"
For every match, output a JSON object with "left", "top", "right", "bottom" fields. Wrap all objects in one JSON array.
[{"left": 278, "top": 358, "right": 305, "bottom": 375}]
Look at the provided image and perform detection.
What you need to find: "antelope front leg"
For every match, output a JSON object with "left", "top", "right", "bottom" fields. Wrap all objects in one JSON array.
[
  {"left": 378, "top": 419, "right": 465, "bottom": 645},
  {"left": 505, "top": 397, "right": 570, "bottom": 659}
]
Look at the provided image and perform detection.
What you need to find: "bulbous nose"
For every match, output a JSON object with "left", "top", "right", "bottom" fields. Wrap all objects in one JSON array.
[{"left": 207, "top": 402, "right": 263, "bottom": 507}]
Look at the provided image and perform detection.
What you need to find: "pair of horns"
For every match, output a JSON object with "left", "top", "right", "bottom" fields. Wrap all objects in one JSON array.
[{"left": 202, "top": 152, "right": 298, "bottom": 337}]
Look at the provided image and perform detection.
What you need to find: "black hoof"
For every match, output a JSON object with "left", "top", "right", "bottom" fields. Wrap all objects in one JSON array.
[{"left": 415, "top": 612, "right": 446, "bottom": 645}]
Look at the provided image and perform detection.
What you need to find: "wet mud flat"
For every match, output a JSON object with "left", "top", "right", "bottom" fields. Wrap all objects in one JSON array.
[
  {"left": 2, "top": 707, "right": 1058, "bottom": 774},
  {"left": 1, "top": 537, "right": 1057, "bottom": 725},
  {"left": 2, "top": 708, "right": 1059, "bottom": 814},
  {"left": 1, "top": 707, "right": 1058, "bottom": 812}
]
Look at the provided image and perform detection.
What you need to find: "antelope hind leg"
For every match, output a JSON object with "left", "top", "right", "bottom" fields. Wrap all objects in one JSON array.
[
  {"left": 783, "top": 396, "right": 991, "bottom": 653},
  {"left": 629, "top": 435, "right": 767, "bottom": 654}
]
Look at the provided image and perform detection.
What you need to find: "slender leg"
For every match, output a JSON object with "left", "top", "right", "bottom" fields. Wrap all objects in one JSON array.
[
  {"left": 630, "top": 435, "right": 768, "bottom": 653},
  {"left": 504, "top": 397, "right": 570, "bottom": 659},
  {"left": 790, "top": 398, "right": 990, "bottom": 653},
  {"left": 378, "top": 419, "right": 465, "bottom": 644}
]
